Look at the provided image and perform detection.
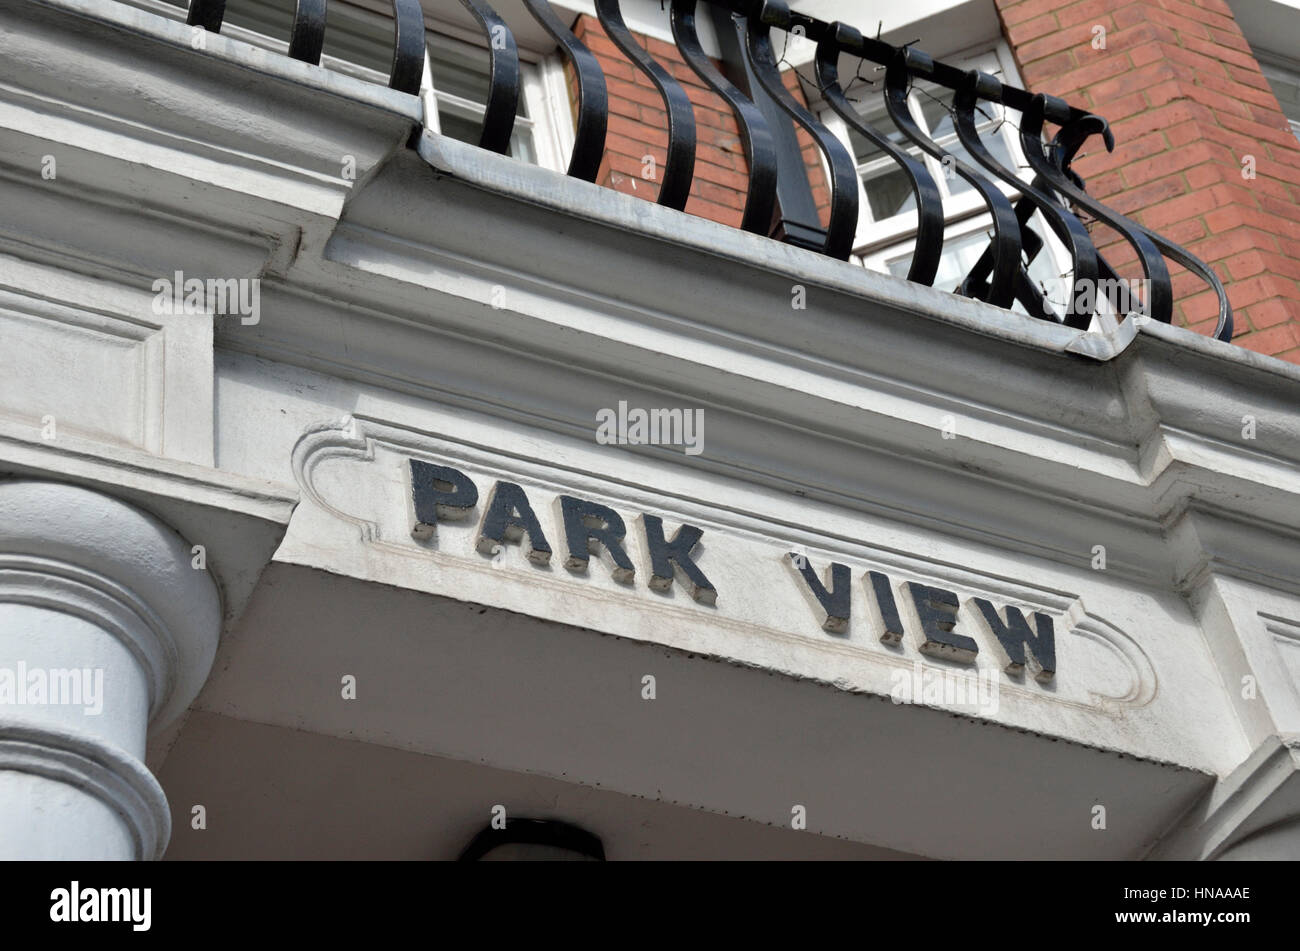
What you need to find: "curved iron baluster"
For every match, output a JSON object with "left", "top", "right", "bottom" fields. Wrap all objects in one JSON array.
[
  {"left": 883, "top": 49, "right": 1019, "bottom": 308},
  {"left": 815, "top": 24, "right": 942, "bottom": 286},
  {"left": 744, "top": 2, "right": 857, "bottom": 259},
  {"left": 1056, "top": 118, "right": 1232, "bottom": 341},
  {"left": 387, "top": 0, "right": 425, "bottom": 96},
  {"left": 670, "top": 0, "right": 776, "bottom": 233},
  {"left": 1143, "top": 236, "right": 1233, "bottom": 341},
  {"left": 952, "top": 71, "right": 1098, "bottom": 329},
  {"left": 523, "top": 0, "right": 607, "bottom": 181},
  {"left": 1003, "top": 193, "right": 1062, "bottom": 318},
  {"left": 288, "top": 0, "right": 328, "bottom": 65},
  {"left": 456, "top": 0, "right": 521, "bottom": 154},
  {"left": 595, "top": 0, "right": 695, "bottom": 210},
  {"left": 187, "top": 0, "right": 225, "bottom": 32},
  {"left": 1017, "top": 97, "right": 1173, "bottom": 328}
]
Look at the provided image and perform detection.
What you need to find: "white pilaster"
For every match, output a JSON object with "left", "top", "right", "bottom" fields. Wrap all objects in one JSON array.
[
  {"left": 0, "top": 480, "right": 221, "bottom": 860},
  {"left": 1150, "top": 735, "right": 1300, "bottom": 860}
]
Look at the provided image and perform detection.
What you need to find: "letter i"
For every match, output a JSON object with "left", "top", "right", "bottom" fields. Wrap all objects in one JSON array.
[{"left": 867, "top": 571, "right": 905, "bottom": 645}]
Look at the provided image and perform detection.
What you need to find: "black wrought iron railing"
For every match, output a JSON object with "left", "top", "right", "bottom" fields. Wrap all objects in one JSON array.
[{"left": 184, "top": 0, "right": 1234, "bottom": 341}]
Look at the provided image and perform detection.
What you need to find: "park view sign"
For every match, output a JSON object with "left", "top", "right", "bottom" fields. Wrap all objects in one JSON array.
[{"left": 408, "top": 458, "right": 1057, "bottom": 684}]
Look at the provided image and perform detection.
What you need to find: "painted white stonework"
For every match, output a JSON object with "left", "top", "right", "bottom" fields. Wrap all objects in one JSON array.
[
  {"left": 1, "top": 0, "right": 1299, "bottom": 858},
  {"left": 0, "top": 481, "right": 221, "bottom": 859},
  {"left": 279, "top": 414, "right": 1218, "bottom": 767}
]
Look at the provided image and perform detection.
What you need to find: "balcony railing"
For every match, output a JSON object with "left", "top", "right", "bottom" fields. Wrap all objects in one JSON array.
[{"left": 183, "top": 0, "right": 1234, "bottom": 341}]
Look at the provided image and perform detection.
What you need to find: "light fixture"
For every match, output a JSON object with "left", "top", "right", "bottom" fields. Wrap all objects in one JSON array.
[{"left": 458, "top": 818, "right": 605, "bottom": 861}]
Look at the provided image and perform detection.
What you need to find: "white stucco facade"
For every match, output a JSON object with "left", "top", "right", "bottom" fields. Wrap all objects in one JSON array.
[{"left": 2, "top": 0, "right": 1300, "bottom": 859}]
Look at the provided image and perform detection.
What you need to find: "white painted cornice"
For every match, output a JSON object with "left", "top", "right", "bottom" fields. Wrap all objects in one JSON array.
[
  {"left": 268, "top": 136, "right": 1300, "bottom": 595},
  {"left": 0, "top": 0, "right": 421, "bottom": 282},
  {"left": 2, "top": 0, "right": 1298, "bottom": 600}
]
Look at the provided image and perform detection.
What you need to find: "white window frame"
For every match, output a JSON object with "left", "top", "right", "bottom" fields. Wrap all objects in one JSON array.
[
  {"left": 115, "top": 0, "right": 574, "bottom": 172},
  {"left": 419, "top": 33, "right": 572, "bottom": 170},
  {"left": 1258, "top": 55, "right": 1300, "bottom": 144}
]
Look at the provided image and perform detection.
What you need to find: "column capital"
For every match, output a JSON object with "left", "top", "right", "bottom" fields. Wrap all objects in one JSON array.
[
  {"left": 0, "top": 479, "right": 221, "bottom": 731},
  {"left": 0, "top": 479, "right": 223, "bottom": 858}
]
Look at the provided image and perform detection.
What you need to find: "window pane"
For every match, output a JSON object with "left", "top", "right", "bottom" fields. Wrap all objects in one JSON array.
[
  {"left": 888, "top": 228, "right": 992, "bottom": 293},
  {"left": 438, "top": 110, "right": 484, "bottom": 146},
  {"left": 919, "top": 83, "right": 1003, "bottom": 139},
  {"left": 1015, "top": 214, "right": 1072, "bottom": 318},
  {"left": 1026, "top": 214, "right": 1067, "bottom": 291},
  {"left": 219, "top": 0, "right": 391, "bottom": 73},
  {"left": 323, "top": 3, "right": 396, "bottom": 74},
  {"left": 846, "top": 100, "right": 918, "bottom": 221},
  {"left": 429, "top": 40, "right": 527, "bottom": 118},
  {"left": 220, "top": 0, "right": 293, "bottom": 43},
  {"left": 918, "top": 90, "right": 954, "bottom": 140},
  {"left": 861, "top": 164, "right": 917, "bottom": 219},
  {"left": 845, "top": 106, "right": 909, "bottom": 165},
  {"left": 509, "top": 129, "right": 536, "bottom": 165},
  {"left": 428, "top": 36, "right": 533, "bottom": 162},
  {"left": 917, "top": 91, "right": 1003, "bottom": 139},
  {"left": 438, "top": 110, "right": 536, "bottom": 164},
  {"left": 942, "top": 131, "right": 1017, "bottom": 197},
  {"left": 430, "top": 47, "right": 493, "bottom": 104},
  {"left": 1260, "top": 62, "right": 1300, "bottom": 130},
  {"left": 885, "top": 216, "right": 1079, "bottom": 318}
]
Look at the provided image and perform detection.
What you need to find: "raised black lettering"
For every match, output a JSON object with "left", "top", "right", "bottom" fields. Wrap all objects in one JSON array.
[
  {"left": 476, "top": 481, "right": 552, "bottom": 564},
  {"left": 972, "top": 598, "right": 1056, "bottom": 682},
  {"left": 558, "top": 495, "right": 635, "bottom": 583},
  {"left": 908, "top": 583, "right": 977, "bottom": 663},
  {"left": 409, "top": 459, "right": 478, "bottom": 539},
  {"left": 866, "top": 570, "right": 905, "bottom": 645},
  {"left": 639, "top": 514, "right": 716, "bottom": 605},
  {"left": 790, "top": 556, "right": 850, "bottom": 634}
]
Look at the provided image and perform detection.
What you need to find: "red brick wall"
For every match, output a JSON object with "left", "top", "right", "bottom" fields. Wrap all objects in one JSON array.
[
  {"left": 571, "top": 14, "right": 747, "bottom": 228},
  {"left": 566, "top": 14, "right": 831, "bottom": 232},
  {"left": 997, "top": 0, "right": 1300, "bottom": 362}
]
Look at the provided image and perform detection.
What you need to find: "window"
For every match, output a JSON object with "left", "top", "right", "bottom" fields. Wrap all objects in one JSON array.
[
  {"left": 837, "top": 51, "right": 1021, "bottom": 236},
  {"left": 1259, "top": 58, "right": 1300, "bottom": 144},
  {"left": 423, "top": 34, "right": 548, "bottom": 166},
  {"left": 818, "top": 46, "right": 1076, "bottom": 317},
  {"left": 126, "top": 0, "right": 573, "bottom": 170}
]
